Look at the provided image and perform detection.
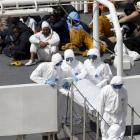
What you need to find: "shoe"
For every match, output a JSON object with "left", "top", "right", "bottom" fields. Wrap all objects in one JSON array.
[
  {"left": 10, "top": 60, "right": 24, "bottom": 66},
  {"left": 25, "top": 60, "right": 36, "bottom": 66}
]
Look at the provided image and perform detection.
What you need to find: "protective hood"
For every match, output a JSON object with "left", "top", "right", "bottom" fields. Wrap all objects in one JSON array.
[
  {"left": 67, "top": 11, "right": 80, "bottom": 22},
  {"left": 87, "top": 48, "right": 100, "bottom": 58},
  {"left": 41, "top": 21, "right": 51, "bottom": 29},
  {"left": 51, "top": 53, "right": 63, "bottom": 65},
  {"left": 64, "top": 49, "right": 75, "bottom": 59},
  {"left": 110, "top": 76, "right": 124, "bottom": 85}
]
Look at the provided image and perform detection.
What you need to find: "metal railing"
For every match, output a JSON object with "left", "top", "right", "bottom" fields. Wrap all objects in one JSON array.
[
  {"left": 66, "top": 82, "right": 140, "bottom": 140},
  {"left": 128, "top": 104, "right": 140, "bottom": 140}
]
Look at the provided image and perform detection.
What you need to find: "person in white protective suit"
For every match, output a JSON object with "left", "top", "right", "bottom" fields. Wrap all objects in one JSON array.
[
  {"left": 61, "top": 49, "right": 87, "bottom": 90},
  {"left": 30, "top": 53, "right": 63, "bottom": 88},
  {"left": 98, "top": 76, "right": 128, "bottom": 140},
  {"left": 25, "top": 21, "right": 60, "bottom": 66},
  {"left": 84, "top": 48, "right": 112, "bottom": 88}
]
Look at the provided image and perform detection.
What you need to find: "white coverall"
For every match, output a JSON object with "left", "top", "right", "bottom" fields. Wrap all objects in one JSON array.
[
  {"left": 97, "top": 77, "right": 128, "bottom": 140},
  {"left": 61, "top": 49, "right": 87, "bottom": 81},
  {"left": 30, "top": 53, "right": 63, "bottom": 86},
  {"left": 84, "top": 48, "right": 112, "bottom": 88},
  {"left": 29, "top": 26, "right": 60, "bottom": 61}
]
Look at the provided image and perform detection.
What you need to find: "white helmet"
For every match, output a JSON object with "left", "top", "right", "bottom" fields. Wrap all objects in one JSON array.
[
  {"left": 110, "top": 76, "right": 124, "bottom": 85},
  {"left": 87, "top": 48, "right": 100, "bottom": 58},
  {"left": 51, "top": 53, "right": 63, "bottom": 65}
]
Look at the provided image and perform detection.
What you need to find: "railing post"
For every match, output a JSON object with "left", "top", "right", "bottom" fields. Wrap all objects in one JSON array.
[
  {"left": 83, "top": 98, "right": 86, "bottom": 140},
  {"left": 16, "top": 135, "right": 24, "bottom": 140},
  {"left": 131, "top": 107, "right": 134, "bottom": 140},
  {"left": 96, "top": 112, "right": 99, "bottom": 140},
  {"left": 70, "top": 83, "right": 74, "bottom": 140},
  {"left": 84, "top": 0, "right": 88, "bottom": 13}
]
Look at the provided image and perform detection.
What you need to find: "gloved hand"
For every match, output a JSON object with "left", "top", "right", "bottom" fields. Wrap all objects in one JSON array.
[
  {"left": 63, "top": 81, "right": 71, "bottom": 90},
  {"left": 72, "top": 75, "right": 78, "bottom": 82},
  {"left": 45, "top": 80, "right": 56, "bottom": 87},
  {"left": 96, "top": 83, "right": 102, "bottom": 88}
]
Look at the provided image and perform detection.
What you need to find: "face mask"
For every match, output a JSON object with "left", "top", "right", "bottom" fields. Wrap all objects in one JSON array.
[
  {"left": 66, "top": 57, "right": 74, "bottom": 65},
  {"left": 112, "top": 84, "right": 123, "bottom": 90},
  {"left": 55, "top": 60, "right": 62, "bottom": 67},
  {"left": 88, "top": 55, "right": 97, "bottom": 62}
]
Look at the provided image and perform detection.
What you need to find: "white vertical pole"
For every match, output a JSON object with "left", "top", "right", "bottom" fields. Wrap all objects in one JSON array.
[
  {"left": 75, "top": 1, "right": 79, "bottom": 11},
  {"left": 93, "top": 0, "right": 99, "bottom": 49},
  {"left": 84, "top": 0, "right": 88, "bottom": 13},
  {"left": 71, "top": 1, "right": 75, "bottom": 8},
  {"left": 96, "top": 0, "right": 123, "bottom": 76},
  {"left": 80, "top": 1, "right": 83, "bottom": 11}
]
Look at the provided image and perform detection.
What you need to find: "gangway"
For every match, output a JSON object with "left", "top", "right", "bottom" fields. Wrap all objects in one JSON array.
[{"left": 60, "top": 81, "right": 140, "bottom": 140}]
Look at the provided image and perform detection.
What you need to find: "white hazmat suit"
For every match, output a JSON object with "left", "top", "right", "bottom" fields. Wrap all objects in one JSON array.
[
  {"left": 84, "top": 48, "right": 112, "bottom": 88},
  {"left": 26, "top": 21, "right": 60, "bottom": 65},
  {"left": 61, "top": 49, "right": 87, "bottom": 81},
  {"left": 98, "top": 76, "right": 128, "bottom": 140},
  {"left": 30, "top": 53, "right": 63, "bottom": 86}
]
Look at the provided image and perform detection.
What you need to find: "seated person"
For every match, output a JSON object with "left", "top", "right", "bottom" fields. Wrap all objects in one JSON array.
[
  {"left": 3, "top": 25, "right": 32, "bottom": 65},
  {"left": 119, "top": 1, "right": 140, "bottom": 54},
  {"left": 21, "top": 16, "right": 37, "bottom": 33},
  {"left": 64, "top": 11, "right": 107, "bottom": 56},
  {"left": 47, "top": 8, "right": 70, "bottom": 46},
  {"left": 89, "top": 8, "right": 113, "bottom": 39},
  {"left": 61, "top": 49, "right": 87, "bottom": 84},
  {"left": 84, "top": 48, "right": 112, "bottom": 88},
  {"left": 25, "top": 21, "right": 60, "bottom": 66},
  {"left": 0, "top": 17, "right": 9, "bottom": 53}
]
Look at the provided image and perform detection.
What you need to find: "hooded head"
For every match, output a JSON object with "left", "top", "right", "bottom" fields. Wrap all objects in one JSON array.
[
  {"left": 64, "top": 49, "right": 75, "bottom": 65},
  {"left": 67, "top": 11, "right": 80, "bottom": 23},
  {"left": 41, "top": 21, "right": 51, "bottom": 36},
  {"left": 87, "top": 48, "right": 100, "bottom": 63},
  {"left": 134, "top": 0, "right": 140, "bottom": 12},
  {"left": 110, "top": 76, "right": 124, "bottom": 89},
  {"left": 51, "top": 53, "right": 63, "bottom": 67}
]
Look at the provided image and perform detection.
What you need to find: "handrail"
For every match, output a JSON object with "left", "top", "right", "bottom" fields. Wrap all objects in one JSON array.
[
  {"left": 71, "top": 82, "right": 127, "bottom": 140},
  {"left": 128, "top": 103, "right": 140, "bottom": 120},
  {"left": 72, "top": 81, "right": 140, "bottom": 140}
]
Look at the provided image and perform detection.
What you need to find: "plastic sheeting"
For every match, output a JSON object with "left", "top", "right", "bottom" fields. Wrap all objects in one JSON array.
[{"left": 60, "top": 79, "right": 101, "bottom": 111}]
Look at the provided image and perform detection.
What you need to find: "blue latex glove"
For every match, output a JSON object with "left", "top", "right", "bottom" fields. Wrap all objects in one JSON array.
[
  {"left": 72, "top": 75, "right": 78, "bottom": 82},
  {"left": 63, "top": 82, "right": 71, "bottom": 90},
  {"left": 45, "top": 80, "right": 56, "bottom": 87}
]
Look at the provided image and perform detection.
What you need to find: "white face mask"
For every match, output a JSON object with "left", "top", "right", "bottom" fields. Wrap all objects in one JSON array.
[
  {"left": 55, "top": 65, "right": 61, "bottom": 71},
  {"left": 65, "top": 57, "right": 74, "bottom": 65}
]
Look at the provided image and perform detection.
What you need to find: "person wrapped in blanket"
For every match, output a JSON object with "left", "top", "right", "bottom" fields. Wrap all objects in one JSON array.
[{"left": 62, "top": 11, "right": 107, "bottom": 56}]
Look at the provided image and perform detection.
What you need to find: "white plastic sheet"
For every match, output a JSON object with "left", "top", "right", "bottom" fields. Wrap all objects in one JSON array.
[{"left": 60, "top": 79, "right": 101, "bottom": 111}]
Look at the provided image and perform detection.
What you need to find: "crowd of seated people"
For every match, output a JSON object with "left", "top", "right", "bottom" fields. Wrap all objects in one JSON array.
[{"left": 0, "top": 0, "right": 140, "bottom": 67}]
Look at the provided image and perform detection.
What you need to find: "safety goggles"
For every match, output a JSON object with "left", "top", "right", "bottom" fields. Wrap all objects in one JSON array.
[
  {"left": 112, "top": 84, "right": 123, "bottom": 89},
  {"left": 66, "top": 57, "right": 74, "bottom": 62},
  {"left": 55, "top": 61, "right": 63, "bottom": 66},
  {"left": 88, "top": 55, "right": 97, "bottom": 60}
]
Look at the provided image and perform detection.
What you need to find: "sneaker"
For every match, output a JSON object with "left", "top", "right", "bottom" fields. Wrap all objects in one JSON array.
[{"left": 25, "top": 60, "right": 36, "bottom": 66}]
